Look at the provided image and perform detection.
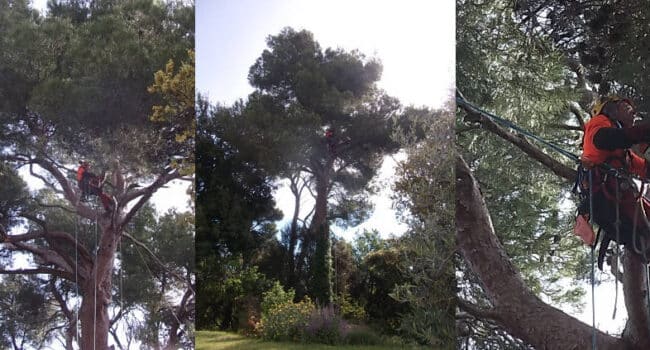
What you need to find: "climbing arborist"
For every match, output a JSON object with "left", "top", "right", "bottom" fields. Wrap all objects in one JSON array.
[
  {"left": 76, "top": 160, "right": 114, "bottom": 212},
  {"left": 325, "top": 128, "right": 336, "bottom": 155},
  {"left": 576, "top": 95, "right": 650, "bottom": 267}
]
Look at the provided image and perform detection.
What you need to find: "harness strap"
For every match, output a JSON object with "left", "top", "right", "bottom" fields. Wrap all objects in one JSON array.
[{"left": 597, "top": 234, "right": 611, "bottom": 271}]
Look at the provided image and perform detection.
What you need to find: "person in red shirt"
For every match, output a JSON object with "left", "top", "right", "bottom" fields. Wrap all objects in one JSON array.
[
  {"left": 578, "top": 96, "right": 650, "bottom": 266},
  {"left": 77, "top": 161, "right": 114, "bottom": 212}
]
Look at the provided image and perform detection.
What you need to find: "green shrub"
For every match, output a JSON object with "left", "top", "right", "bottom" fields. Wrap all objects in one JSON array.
[
  {"left": 338, "top": 294, "right": 366, "bottom": 322},
  {"left": 260, "top": 281, "right": 295, "bottom": 315},
  {"left": 257, "top": 294, "right": 315, "bottom": 341}
]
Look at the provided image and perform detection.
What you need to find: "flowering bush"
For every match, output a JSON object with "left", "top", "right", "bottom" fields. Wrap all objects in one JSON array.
[
  {"left": 257, "top": 283, "right": 315, "bottom": 341},
  {"left": 260, "top": 281, "right": 294, "bottom": 315},
  {"left": 304, "top": 304, "right": 349, "bottom": 345}
]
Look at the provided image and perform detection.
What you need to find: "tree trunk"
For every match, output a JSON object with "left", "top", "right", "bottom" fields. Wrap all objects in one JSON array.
[
  {"left": 622, "top": 252, "right": 650, "bottom": 348},
  {"left": 456, "top": 155, "right": 630, "bottom": 349},
  {"left": 79, "top": 217, "right": 120, "bottom": 350},
  {"left": 287, "top": 174, "right": 302, "bottom": 289},
  {"left": 309, "top": 163, "right": 333, "bottom": 305}
]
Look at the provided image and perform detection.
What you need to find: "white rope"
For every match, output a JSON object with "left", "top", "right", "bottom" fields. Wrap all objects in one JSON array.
[
  {"left": 93, "top": 211, "right": 98, "bottom": 350},
  {"left": 119, "top": 236, "right": 123, "bottom": 311},
  {"left": 588, "top": 170, "right": 597, "bottom": 350},
  {"left": 74, "top": 216, "right": 80, "bottom": 346}
]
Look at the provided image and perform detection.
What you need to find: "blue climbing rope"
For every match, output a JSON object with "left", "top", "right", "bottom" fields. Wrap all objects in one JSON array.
[{"left": 456, "top": 94, "right": 580, "bottom": 163}]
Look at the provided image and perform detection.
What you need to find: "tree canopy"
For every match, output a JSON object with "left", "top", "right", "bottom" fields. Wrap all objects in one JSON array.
[{"left": 0, "top": 1, "right": 195, "bottom": 349}]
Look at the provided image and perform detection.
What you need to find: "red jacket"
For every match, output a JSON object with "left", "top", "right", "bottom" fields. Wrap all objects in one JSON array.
[
  {"left": 77, "top": 165, "right": 88, "bottom": 182},
  {"left": 581, "top": 114, "right": 647, "bottom": 178}
]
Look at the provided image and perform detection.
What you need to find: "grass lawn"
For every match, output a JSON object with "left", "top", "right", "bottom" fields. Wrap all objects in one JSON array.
[{"left": 196, "top": 330, "right": 427, "bottom": 350}]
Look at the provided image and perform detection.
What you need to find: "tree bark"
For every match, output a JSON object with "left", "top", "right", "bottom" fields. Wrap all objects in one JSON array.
[
  {"left": 308, "top": 158, "right": 333, "bottom": 305},
  {"left": 456, "top": 155, "right": 630, "bottom": 349},
  {"left": 79, "top": 217, "right": 120, "bottom": 350},
  {"left": 458, "top": 100, "right": 576, "bottom": 181},
  {"left": 286, "top": 172, "right": 302, "bottom": 288},
  {"left": 621, "top": 252, "right": 650, "bottom": 348}
]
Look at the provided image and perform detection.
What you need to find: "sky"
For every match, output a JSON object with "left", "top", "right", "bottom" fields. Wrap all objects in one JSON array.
[
  {"left": 197, "top": 0, "right": 455, "bottom": 241},
  {"left": 197, "top": 0, "right": 455, "bottom": 107}
]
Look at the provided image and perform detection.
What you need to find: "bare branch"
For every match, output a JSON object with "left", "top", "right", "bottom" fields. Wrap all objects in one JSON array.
[
  {"left": 50, "top": 278, "right": 75, "bottom": 324},
  {"left": 28, "top": 157, "right": 98, "bottom": 220},
  {"left": 458, "top": 299, "right": 501, "bottom": 322},
  {"left": 10, "top": 241, "right": 78, "bottom": 279},
  {"left": 458, "top": 104, "right": 576, "bottom": 181},
  {"left": 456, "top": 125, "right": 482, "bottom": 134},
  {"left": 32, "top": 199, "right": 77, "bottom": 214},
  {"left": 29, "top": 162, "right": 63, "bottom": 194},
  {"left": 122, "top": 232, "right": 193, "bottom": 293},
  {"left": 0, "top": 267, "right": 74, "bottom": 281},
  {"left": 456, "top": 155, "right": 624, "bottom": 349},
  {"left": 547, "top": 123, "right": 583, "bottom": 132},
  {"left": 118, "top": 169, "right": 181, "bottom": 232},
  {"left": 18, "top": 212, "right": 47, "bottom": 229},
  {"left": 569, "top": 103, "right": 587, "bottom": 130}
]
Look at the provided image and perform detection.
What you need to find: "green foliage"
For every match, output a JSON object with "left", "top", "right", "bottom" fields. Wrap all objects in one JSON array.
[
  {"left": 196, "top": 255, "right": 272, "bottom": 331},
  {"left": 0, "top": 0, "right": 193, "bottom": 170},
  {"left": 391, "top": 102, "right": 455, "bottom": 348},
  {"left": 0, "top": 275, "right": 56, "bottom": 349},
  {"left": 0, "top": 163, "right": 28, "bottom": 230},
  {"left": 338, "top": 294, "right": 366, "bottom": 323},
  {"left": 148, "top": 49, "right": 196, "bottom": 175},
  {"left": 261, "top": 281, "right": 295, "bottom": 315},
  {"left": 355, "top": 247, "right": 410, "bottom": 334},
  {"left": 258, "top": 293, "right": 315, "bottom": 342},
  {"left": 513, "top": 0, "right": 650, "bottom": 108},
  {"left": 352, "top": 229, "right": 387, "bottom": 264},
  {"left": 195, "top": 101, "right": 281, "bottom": 262}
]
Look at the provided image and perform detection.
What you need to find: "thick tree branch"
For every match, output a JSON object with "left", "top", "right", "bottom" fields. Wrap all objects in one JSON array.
[
  {"left": 0, "top": 267, "right": 74, "bottom": 281},
  {"left": 458, "top": 299, "right": 501, "bottom": 322},
  {"left": 458, "top": 105, "right": 576, "bottom": 181},
  {"left": 3, "top": 229, "right": 93, "bottom": 268},
  {"left": 569, "top": 103, "right": 587, "bottom": 130},
  {"left": 456, "top": 155, "right": 624, "bottom": 349},
  {"left": 118, "top": 169, "right": 181, "bottom": 232},
  {"left": 28, "top": 157, "right": 98, "bottom": 220},
  {"left": 29, "top": 163, "right": 64, "bottom": 195},
  {"left": 32, "top": 199, "right": 77, "bottom": 214},
  {"left": 621, "top": 252, "right": 650, "bottom": 348},
  {"left": 9, "top": 241, "right": 78, "bottom": 280},
  {"left": 50, "top": 278, "right": 76, "bottom": 330}
]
